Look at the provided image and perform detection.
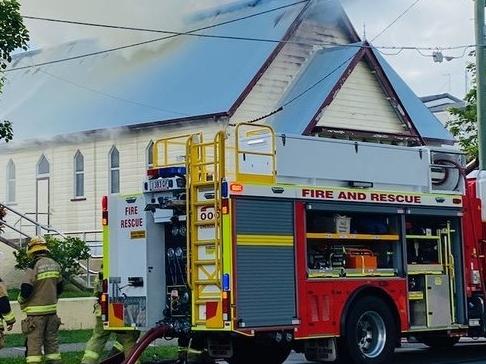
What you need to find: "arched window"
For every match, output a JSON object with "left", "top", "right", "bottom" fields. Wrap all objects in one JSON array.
[
  {"left": 6, "top": 159, "right": 15, "bottom": 203},
  {"left": 146, "top": 141, "right": 154, "bottom": 168},
  {"left": 37, "top": 154, "right": 50, "bottom": 177},
  {"left": 74, "top": 151, "right": 84, "bottom": 198},
  {"left": 109, "top": 146, "right": 120, "bottom": 194}
]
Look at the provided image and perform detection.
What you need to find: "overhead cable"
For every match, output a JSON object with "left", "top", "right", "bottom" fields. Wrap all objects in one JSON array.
[
  {"left": 7, "top": 0, "right": 310, "bottom": 72},
  {"left": 371, "top": 0, "right": 422, "bottom": 41}
]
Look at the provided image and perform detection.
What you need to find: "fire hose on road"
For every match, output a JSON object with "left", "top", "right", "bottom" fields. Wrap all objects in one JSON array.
[{"left": 99, "top": 324, "right": 175, "bottom": 364}]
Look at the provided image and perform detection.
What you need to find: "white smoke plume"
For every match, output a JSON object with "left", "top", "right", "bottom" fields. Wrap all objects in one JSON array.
[{"left": 19, "top": 0, "right": 243, "bottom": 55}]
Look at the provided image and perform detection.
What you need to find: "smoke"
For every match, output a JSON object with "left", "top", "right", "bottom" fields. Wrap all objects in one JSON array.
[{"left": 19, "top": 0, "right": 235, "bottom": 55}]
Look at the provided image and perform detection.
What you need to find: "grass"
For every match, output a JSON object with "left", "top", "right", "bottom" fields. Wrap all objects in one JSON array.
[
  {"left": 4, "top": 329, "right": 93, "bottom": 348},
  {"left": 7, "top": 284, "right": 92, "bottom": 301},
  {"left": 0, "top": 346, "right": 178, "bottom": 363},
  {"left": 1, "top": 352, "right": 84, "bottom": 364}
]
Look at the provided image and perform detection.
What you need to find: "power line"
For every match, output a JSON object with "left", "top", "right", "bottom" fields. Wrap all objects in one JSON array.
[
  {"left": 13, "top": 1, "right": 476, "bottom": 72},
  {"left": 40, "top": 69, "right": 188, "bottom": 116},
  {"left": 7, "top": 0, "right": 310, "bottom": 72},
  {"left": 23, "top": 13, "right": 475, "bottom": 53},
  {"left": 372, "top": 0, "right": 422, "bottom": 41},
  {"left": 244, "top": 52, "right": 356, "bottom": 124},
  {"left": 282, "top": 55, "right": 354, "bottom": 108}
]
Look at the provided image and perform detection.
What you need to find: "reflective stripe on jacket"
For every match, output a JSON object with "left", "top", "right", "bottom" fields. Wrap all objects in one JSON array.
[
  {"left": 20, "top": 256, "right": 62, "bottom": 316},
  {"left": 0, "top": 280, "right": 15, "bottom": 326}
]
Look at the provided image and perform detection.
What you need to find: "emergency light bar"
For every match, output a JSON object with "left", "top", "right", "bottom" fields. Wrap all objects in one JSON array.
[{"left": 147, "top": 167, "right": 187, "bottom": 180}]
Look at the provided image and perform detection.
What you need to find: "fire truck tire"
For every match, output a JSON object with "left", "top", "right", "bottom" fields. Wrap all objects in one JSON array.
[
  {"left": 421, "top": 336, "right": 460, "bottom": 349},
  {"left": 340, "top": 296, "right": 397, "bottom": 364}
]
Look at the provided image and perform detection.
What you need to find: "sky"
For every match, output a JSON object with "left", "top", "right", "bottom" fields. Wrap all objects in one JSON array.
[{"left": 18, "top": 0, "right": 475, "bottom": 99}]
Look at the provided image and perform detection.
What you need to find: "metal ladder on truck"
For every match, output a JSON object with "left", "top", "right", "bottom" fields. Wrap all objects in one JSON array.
[{"left": 186, "top": 131, "right": 226, "bottom": 329}]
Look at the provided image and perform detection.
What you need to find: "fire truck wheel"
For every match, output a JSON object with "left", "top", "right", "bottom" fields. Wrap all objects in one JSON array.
[
  {"left": 421, "top": 336, "right": 460, "bottom": 349},
  {"left": 341, "top": 296, "right": 397, "bottom": 364}
]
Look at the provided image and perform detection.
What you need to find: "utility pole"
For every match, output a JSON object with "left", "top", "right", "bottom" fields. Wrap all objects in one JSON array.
[
  {"left": 475, "top": 0, "right": 486, "bottom": 220},
  {"left": 476, "top": 0, "right": 486, "bottom": 168}
]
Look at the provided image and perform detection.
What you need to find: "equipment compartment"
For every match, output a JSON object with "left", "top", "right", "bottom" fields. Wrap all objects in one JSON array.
[{"left": 305, "top": 208, "right": 402, "bottom": 278}]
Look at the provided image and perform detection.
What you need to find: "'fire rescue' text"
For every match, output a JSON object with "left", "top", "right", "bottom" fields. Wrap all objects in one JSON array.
[{"left": 302, "top": 189, "right": 422, "bottom": 204}]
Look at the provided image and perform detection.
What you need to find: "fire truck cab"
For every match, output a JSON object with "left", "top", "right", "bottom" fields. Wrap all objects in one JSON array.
[{"left": 102, "top": 124, "right": 486, "bottom": 364}]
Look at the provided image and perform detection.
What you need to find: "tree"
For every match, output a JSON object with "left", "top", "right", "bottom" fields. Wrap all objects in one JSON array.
[
  {"left": 0, "top": 0, "right": 29, "bottom": 142},
  {"left": 14, "top": 236, "right": 91, "bottom": 282},
  {"left": 448, "top": 63, "right": 477, "bottom": 161}
]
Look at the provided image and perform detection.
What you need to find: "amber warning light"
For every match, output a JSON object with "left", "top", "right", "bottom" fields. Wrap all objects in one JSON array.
[{"left": 230, "top": 183, "right": 243, "bottom": 193}]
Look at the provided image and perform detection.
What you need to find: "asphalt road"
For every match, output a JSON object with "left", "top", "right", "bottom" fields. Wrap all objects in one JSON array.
[{"left": 282, "top": 339, "right": 486, "bottom": 364}]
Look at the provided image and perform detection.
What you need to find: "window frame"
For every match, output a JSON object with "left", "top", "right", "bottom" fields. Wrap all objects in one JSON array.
[
  {"left": 108, "top": 146, "right": 120, "bottom": 195},
  {"left": 5, "top": 159, "right": 16, "bottom": 204},
  {"left": 146, "top": 140, "right": 154, "bottom": 169},
  {"left": 73, "top": 150, "right": 85, "bottom": 199},
  {"left": 37, "top": 154, "right": 50, "bottom": 177}
]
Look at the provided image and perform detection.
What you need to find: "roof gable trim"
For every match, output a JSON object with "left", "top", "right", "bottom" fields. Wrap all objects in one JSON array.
[{"left": 302, "top": 43, "right": 424, "bottom": 144}]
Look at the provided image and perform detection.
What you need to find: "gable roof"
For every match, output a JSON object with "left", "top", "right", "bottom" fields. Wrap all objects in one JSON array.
[
  {"left": 268, "top": 44, "right": 360, "bottom": 134},
  {"left": 0, "top": 0, "right": 308, "bottom": 140},
  {"left": 371, "top": 49, "right": 455, "bottom": 144},
  {"left": 268, "top": 43, "right": 455, "bottom": 144}
]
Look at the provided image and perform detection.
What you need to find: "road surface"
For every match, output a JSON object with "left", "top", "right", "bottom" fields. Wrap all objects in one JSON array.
[{"left": 283, "top": 339, "right": 486, "bottom": 364}]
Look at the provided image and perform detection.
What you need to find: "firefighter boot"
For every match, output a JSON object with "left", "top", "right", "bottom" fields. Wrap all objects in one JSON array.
[{"left": 81, "top": 316, "right": 112, "bottom": 364}]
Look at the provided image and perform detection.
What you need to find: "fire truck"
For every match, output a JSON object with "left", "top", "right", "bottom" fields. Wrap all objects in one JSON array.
[{"left": 101, "top": 123, "right": 486, "bottom": 364}]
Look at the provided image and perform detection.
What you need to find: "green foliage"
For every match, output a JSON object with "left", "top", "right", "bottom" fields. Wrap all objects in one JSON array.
[
  {"left": 14, "top": 236, "right": 91, "bottom": 281},
  {"left": 0, "top": 0, "right": 29, "bottom": 142},
  {"left": 0, "top": 346, "right": 178, "bottom": 363},
  {"left": 448, "top": 62, "right": 477, "bottom": 161}
]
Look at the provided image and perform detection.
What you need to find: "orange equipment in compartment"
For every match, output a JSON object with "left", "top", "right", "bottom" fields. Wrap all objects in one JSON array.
[{"left": 346, "top": 248, "right": 378, "bottom": 271}]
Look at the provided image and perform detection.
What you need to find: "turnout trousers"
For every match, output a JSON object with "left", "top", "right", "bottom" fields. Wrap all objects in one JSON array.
[
  {"left": 81, "top": 315, "right": 140, "bottom": 364},
  {"left": 0, "top": 327, "right": 4, "bottom": 350},
  {"left": 22, "top": 314, "right": 62, "bottom": 364}
]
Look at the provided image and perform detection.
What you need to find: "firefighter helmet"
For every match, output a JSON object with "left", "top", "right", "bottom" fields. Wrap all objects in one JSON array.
[{"left": 27, "top": 235, "right": 49, "bottom": 256}]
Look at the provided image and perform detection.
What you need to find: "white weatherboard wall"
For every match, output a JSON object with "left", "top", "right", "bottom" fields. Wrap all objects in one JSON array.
[
  {"left": 0, "top": 119, "right": 226, "bottom": 238},
  {"left": 231, "top": 20, "right": 350, "bottom": 123},
  {"left": 6, "top": 297, "right": 97, "bottom": 334},
  {"left": 316, "top": 61, "right": 408, "bottom": 134}
]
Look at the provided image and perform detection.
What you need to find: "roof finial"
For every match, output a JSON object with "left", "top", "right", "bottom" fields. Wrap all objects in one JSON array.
[{"left": 363, "top": 22, "right": 367, "bottom": 40}]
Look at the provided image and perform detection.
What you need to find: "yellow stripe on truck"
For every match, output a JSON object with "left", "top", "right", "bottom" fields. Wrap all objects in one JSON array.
[{"left": 237, "top": 234, "right": 294, "bottom": 247}]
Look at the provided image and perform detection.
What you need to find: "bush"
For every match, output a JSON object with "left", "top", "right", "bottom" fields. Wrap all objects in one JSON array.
[{"left": 13, "top": 236, "right": 91, "bottom": 281}]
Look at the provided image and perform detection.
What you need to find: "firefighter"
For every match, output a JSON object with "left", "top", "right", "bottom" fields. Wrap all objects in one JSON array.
[
  {"left": 18, "top": 236, "right": 63, "bottom": 364},
  {"left": 81, "top": 268, "right": 140, "bottom": 364},
  {"left": 0, "top": 276, "right": 16, "bottom": 350}
]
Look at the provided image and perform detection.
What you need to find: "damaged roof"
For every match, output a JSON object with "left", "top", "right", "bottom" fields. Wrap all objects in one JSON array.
[
  {"left": 0, "top": 0, "right": 306, "bottom": 140},
  {"left": 0, "top": 0, "right": 454, "bottom": 145}
]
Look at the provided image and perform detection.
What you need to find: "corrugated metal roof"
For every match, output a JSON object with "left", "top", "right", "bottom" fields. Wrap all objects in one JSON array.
[
  {"left": 0, "top": 0, "right": 305, "bottom": 140},
  {"left": 268, "top": 43, "right": 455, "bottom": 144},
  {"left": 372, "top": 49, "right": 455, "bottom": 143},
  {"left": 268, "top": 44, "right": 360, "bottom": 133}
]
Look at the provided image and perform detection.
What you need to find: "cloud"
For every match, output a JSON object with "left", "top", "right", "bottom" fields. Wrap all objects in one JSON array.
[{"left": 342, "top": 0, "right": 474, "bottom": 98}]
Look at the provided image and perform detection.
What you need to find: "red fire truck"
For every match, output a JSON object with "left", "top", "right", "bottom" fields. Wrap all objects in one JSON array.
[{"left": 101, "top": 123, "right": 486, "bottom": 364}]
